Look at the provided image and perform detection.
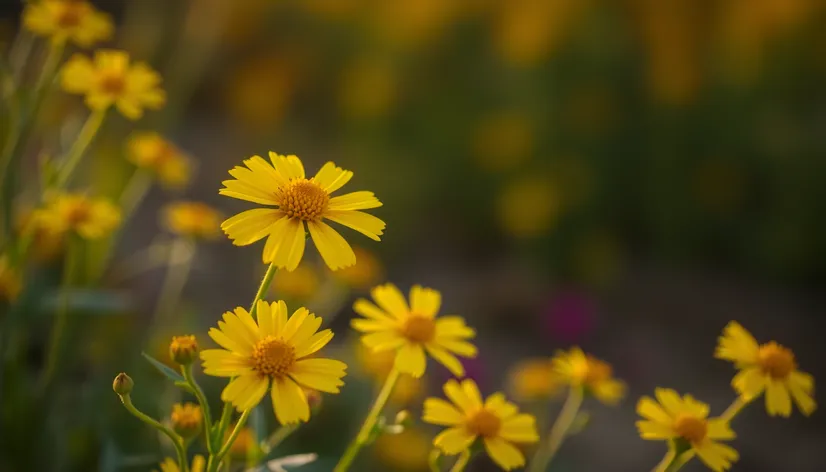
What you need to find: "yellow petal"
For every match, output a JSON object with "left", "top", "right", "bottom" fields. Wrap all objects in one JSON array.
[
  {"left": 395, "top": 343, "right": 426, "bottom": 378},
  {"left": 290, "top": 358, "right": 347, "bottom": 393},
  {"left": 636, "top": 420, "right": 674, "bottom": 440},
  {"left": 461, "top": 380, "right": 484, "bottom": 409},
  {"left": 257, "top": 300, "right": 275, "bottom": 337},
  {"left": 422, "top": 398, "right": 465, "bottom": 426},
  {"left": 307, "top": 220, "right": 356, "bottom": 270},
  {"left": 208, "top": 327, "right": 251, "bottom": 356},
  {"left": 654, "top": 388, "right": 683, "bottom": 416},
  {"left": 272, "top": 218, "right": 306, "bottom": 271},
  {"left": 444, "top": 379, "right": 478, "bottom": 413},
  {"left": 425, "top": 344, "right": 465, "bottom": 377},
  {"left": 732, "top": 366, "right": 766, "bottom": 400},
  {"left": 765, "top": 380, "right": 792, "bottom": 417},
  {"left": 294, "top": 329, "right": 334, "bottom": 358},
  {"left": 221, "top": 209, "right": 282, "bottom": 246},
  {"left": 324, "top": 210, "right": 385, "bottom": 241},
  {"left": 370, "top": 283, "right": 410, "bottom": 319},
  {"left": 200, "top": 350, "right": 252, "bottom": 377},
  {"left": 353, "top": 298, "right": 396, "bottom": 321},
  {"left": 288, "top": 313, "right": 322, "bottom": 347},
  {"left": 272, "top": 300, "right": 288, "bottom": 335},
  {"left": 637, "top": 397, "right": 671, "bottom": 423},
  {"left": 484, "top": 393, "right": 518, "bottom": 419},
  {"left": 61, "top": 54, "right": 95, "bottom": 93},
  {"left": 271, "top": 377, "right": 310, "bottom": 425},
  {"left": 281, "top": 307, "right": 310, "bottom": 341},
  {"left": 787, "top": 372, "right": 816, "bottom": 416},
  {"left": 434, "top": 316, "right": 475, "bottom": 339},
  {"left": 694, "top": 440, "right": 739, "bottom": 472},
  {"left": 222, "top": 374, "right": 268, "bottom": 411},
  {"left": 361, "top": 331, "right": 406, "bottom": 351},
  {"left": 327, "top": 191, "right": 382, "bottom": 211},
  {"left": 714, "top": 321, "right": 759, "bottom": 366},
  {"left": 409, "top": 285, "right": 441, "bottom": 318},
  {"left": 706, "top": 419, "right": 735, "bottom": 440},
  {"left": 436, "top": 339, "right": 478, "bottom": 358},
  {"left": 312, "top": 161, "right": 353, "bottom": 193},
  {"left": 499, "top": 414, "right": 539, "bottom": 443},
  {"left": 483, "top": 437, "right": 526, "bottom": 471},
  {"left": 433, "top": 426, "right": 475, "bottom": 455},
  {"left": 262, "top": 216, "right": 294, "bottom": 263},
  {"left": 269, "top": 153, "right": 305, "bottom": 180}
]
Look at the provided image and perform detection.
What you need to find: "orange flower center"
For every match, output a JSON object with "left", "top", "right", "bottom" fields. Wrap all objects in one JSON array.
[
  {"left": 673, "top": 414, "right": 707, "bottom": 444},
  {"left": 757, "top": 342, "right": 795, "bottom": 379},
  {"left": 276, "top": 179, "right": 329, "bottom": 221},
  {"left": 401, "top": 314, "right": 436, "bottom": 343},
  {"left": 56, "top": 4, "right": 84, "bottom": 28},
  {"left": 65, "top": 202, "right": 91, "bottom": 226},
  {"left": 583, "top": 357, "right": 613, "bottom": 385},
  {"left": 99, "top": 73, "right": 126, "bottom": 96},
  {"left": 467, "top": 409, "right": 501, "bottom": 438},
  {"left": 251, "top": 336, "right": 296, "bottom": 377}
]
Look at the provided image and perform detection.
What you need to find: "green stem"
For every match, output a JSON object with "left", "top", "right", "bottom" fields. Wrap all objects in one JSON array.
[
  {"left": 151, "top": 237, "right": 195, "bottom": 326},
  {"left": 118, "top": 168, "right": 153, "bottom": 220},
  {"left": 264, "top": 423, "right": 300, "bottom": 453},
  {"left": 449, "top": 449, "right": 474, "bottom": 472},
  {"left": 528, "top": 386, "right": 584, "bottom": 472},
  {"left": 54, "top": 109, "right": 107, "bottom": 189},
  {"left": 183, "top": 364, "right": 214, "bottom": 453},
  {"left": 119, "top": 394, "right": 189, "bottom": 472},
  {"left": 721, "top": 396, "right": 750, "bottom": 422},
  {"left": 428, "top": 449, "right": 442, "bottom": 472},
  {"left": 651, "top": 447, "right": 676, "bottom": 472},
  {"left": 210, "top": 408, "right": 251, "bottom": 470},
  {"left": 334, "top": 367, "right": 401, "bottom": 472},
  {"left": 40, "top": 236, "right": 79, "bottom": 389}
]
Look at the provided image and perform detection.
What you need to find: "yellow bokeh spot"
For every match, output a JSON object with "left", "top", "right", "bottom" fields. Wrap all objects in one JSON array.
[{"left": 496, "top": 176, "right": 559, "bottom": 238}]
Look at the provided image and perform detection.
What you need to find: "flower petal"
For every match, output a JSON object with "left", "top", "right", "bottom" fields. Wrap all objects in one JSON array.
[
  {"left": 222, "top": 209, "right": 282, "bottom": 246},
  {"left": 324, "top": 210, "right": 385, "bottom": 241},
  {"left": 290, "top": 358, "right": 347, "bottom": 393},
  {"left": 395, "top": 343, "right": 426, "bottom": 378},
  {"left": 410, "top": 285, "right": 441, "bottom": 318},
  {"left": 433, "top": 427, "right": 475, "bottom": 455},
  {"left": 221, "top": 374, "right": 268, "bottom": 411},
  {"left": 423, "top": 398, "right": 465, "bottom": 426},
  {"left": 312, "top": 161, "right": 353, "bottom": 193},
  {"left": 328, "top": 191, "right": 382, "bottom": 211},
  {"left": 271, "top": 377, "right": 310, "bottom": 425},
  {"left": 765, "top": 380, "right": 792, "bottom": 417},
  {"left": 483, "top": 437, "right": 526, "bottom": 471},
  {"left": 307, "top": 220, "right": 356, "bottom": 270},
  {"left": 425, "top": 344, "right": 465, "bottom": 377},
  {"left": 371, "top": 283, "right": 409, "bottom": 319}
]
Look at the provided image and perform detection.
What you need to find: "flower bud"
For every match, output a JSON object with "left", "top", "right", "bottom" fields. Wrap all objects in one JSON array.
[
  {"left": 394, "top": 410, "right": 412, "bottom": 427},
  {"left": 113, "top": 372, "right": 134, "bottom": 395},
  {"left": 171, "top": 402, "right": 203, "bottom": 439},
  {"left": 169, "top": 335, "right": 199, "bottom": 365}
]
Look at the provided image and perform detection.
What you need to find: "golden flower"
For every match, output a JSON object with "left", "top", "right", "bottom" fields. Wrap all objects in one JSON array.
[
  {"left": 156, "top": 455, "right": 205, "bottom": 472},
  {"left": 36, "top": 193, "right": 121, "bottom": 240},
  {"left": 272, "top": 265, "right": 320, "bottom": 301},
  {"left": 16, "top": 209, "right": 65, "bottom": 261},
  {"left": 356, "top": 342, "right": 423, "bottom": 405},
  {"left": 200, "top": 300, "right": 347, "bottom": 424},
  {"left": 220, "top": 153, "right": 385, "bottom": 271},
  {"left": 507, "top": 358, "right": 561, "bottom": 401},
  {"left": 332, "top": 246, "right": 383, "bottom": 289},
  {"left": 0, "top": 255, "right": 22, "bottom": 303},
  {"left": 374, "top": 427, "right": 431, "bottom": 471},
  {"left": 551, "top": 347, "right": 625, "bottom": 405},
  {"left": 351, "top": 283, "right": 477, "bottom": 378},
  {"left": 169, "top": 335, "right": 199, "bottom": 365},
  {"left": 636, "top": 388, "right": 738, "bottom": 472},
  {"left": 61, "top": 50, "right": 165, "bottom": 120},
  {"left": 423, "top": 379, "right": 539, "bottom": 470},
  {"left": 496, "top": 176, "right": 559, "bottom": 238},
  {"left": 715, "top": 321, "right": 816, "bottom": 417},
  {"left": 170, "top": 402, "right": 202, "bottom": 439},
  {"left": 162, "top": 202, "right": 222, "bottom": 240},
  {"left": 23, "top": 0, "right": 112, "bottom": 47},
  {"left": 127, "top": 132, "right": 192, "bottom": 189}
]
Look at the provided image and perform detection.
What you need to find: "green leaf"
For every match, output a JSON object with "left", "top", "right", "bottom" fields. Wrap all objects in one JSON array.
[
  {"left": 41, "top": 289, "right": 132, "bottom": 315},
  {"left": 174, "top": 380, "right": 196, "bottom": 394},
  {"left": 141, "top": 352, "right": 184, "bottom": 383}
]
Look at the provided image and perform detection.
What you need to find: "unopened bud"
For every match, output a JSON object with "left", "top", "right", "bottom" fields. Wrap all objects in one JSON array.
[
  {"left": 394, "top": 410, "right": 412, "bottom": 427},
  {"left": 171, "top": 402, "right": 203, "bottom": 439},
  {"left": 113, "top": 372, "right": 134, "bottom": 395},
  {"left": 169, "top": 335, "right": 199, "bottom": 365}
]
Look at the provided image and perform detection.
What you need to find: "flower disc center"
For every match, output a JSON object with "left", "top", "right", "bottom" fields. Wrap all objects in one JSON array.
[
  {"left": 674, "top": 414, "right": 707, "bottom": 444},
  {"left": 277, "top": 179, "right": 329, "bottom": 221},
  {"left": 467, "top": 409, "right": 501, "bottom": 438},
  {"left": 57, "top": 5, "right": 83, "bottom": 28},
  {"left": 99, "top": 73, "right": 126, "bottom": 96},
  {"left": 758, "top": 342, "right": 795, "bottom": 379},
  {"left": 251, "top": 336, "right": 296, "bottom": 377},
  {"left": 402, "top": 315, "right": 436, "bottom": 343}
]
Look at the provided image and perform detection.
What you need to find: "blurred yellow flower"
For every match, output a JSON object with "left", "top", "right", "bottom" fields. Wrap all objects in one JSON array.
[
  {"left": 162, "top": 201, "right": 222, "bottom": 240},
  {"left": 17, "top": 209, "right": 65, "bottom": 261},
  {"left": 226, "top": 426, "right": 256, "bottom": 460},
  {"left": 423, "top": 379, "right": 539, "bottom": 471},
  {"left": 0, "top": 255, "right": 22, "bottom": 303},
  {"left": 374, "top": 427, "right": 431, "bottom": 471},
  {"left": 332, "top": 246, "right": 383, "bottom": 289},
  {"left": 636, "top": 388, "right": 738, "bottom": 472},
  {"left": 169, "top": 335, "right": 200, "bottom": 366},
  {"left": 200, "top": 300, "right": 347, "bottom": 424},
  {"left": 61, "top": 50, "right": 165, "bottom": 120},
  {"left": 715, "top": 321, "right": 816, "bottom": 417},
  {"left": 23, "top": 0, "right": 112, "bottom": 48},
  {"left": 370, "top": 0, "right": 459, "bottom": 48},
  {"left": 356, "top": 343, "right": 423, "bottom": 405},
  {"left": 220, "top": 153, "right": 385, "bottom": 271},
  {"left": 496, "top": 176, "right": 558, "bottom": 238},
  {"left": 226, "top": 55, "right": 294, "bottom": 130},
  {"left": 338, "top": 58, "right": 397, "bottom": 119},
  {"left": 155, "top": 455, "right": 205, "bottom": 472},
  {"left": 470, "top": 112, "right": 533, "bottom": 172},
  {"left": 170, "top": 402, "right": 202, "bottom": 439},
  {"left": 551, "top": 347, "right": 625, "bottom": 405},
  {"left": 36, "top": 193, "right": 121, "bottom": 240},
  {"left": 351, "top": 283, "right": 477, "bottom": 378},
  {"left": 507, "top": 358, "right": 561, "bottom": 401},
  {"left": 272, "top": 265, "right": 320, "bottom": 301},
  {"left": 127, "top": 132, "right": 192, "bottom": 189}
]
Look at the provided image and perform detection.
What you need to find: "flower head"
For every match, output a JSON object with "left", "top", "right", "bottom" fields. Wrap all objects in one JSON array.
[
  {"left": 200, "top": 300, "right": 347, "bottom": 424},
  {"left": 636, "top": 388, "right": 739, "bottom": 472},
  {"left": 61, "top": 50, "right": 165, "bottom": 120},
  {"left": 170, "top": 402, "right": 202, "bottom": 439},
  {"left": 169, "top": 335, "right": 199, "bottom": 365},
  {"left": 715, "top": 321, "right": 816, "bottom": 417},
  {"left": 507, "top": 358, "right": 561, "bottom": 401},
  {"left": 219, "top": 153, "right": 385, "bottom": 271},
  {"left": 36, "top": 193, "right": 121, "bottom": 240},
  {"left": 127, "top": 132, "right": 192, "bottom": 188},
  {"left": 162, "top": 202, "right": 222, "bottom": 240},
  {"left": 0, "top": 255, "right": 22, "bottom": 303},
  {"left": 551, "top": 347, "right": 625, "bottom": 404},
  {"left": 155, "top": 455, "right": 205, "bottom": 472},
  {"left": 423, "top": 379, "right": 539, "bottom": 471},
  {"left": 351, "top": 283, "right": 477, "bottom": 378},
  {"left": 23, "top": 1, "right": 112, "bottom": 47}
]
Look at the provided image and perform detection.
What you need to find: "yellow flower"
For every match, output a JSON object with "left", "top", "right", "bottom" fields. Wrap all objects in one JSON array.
[
  {"left": 374, "top": 427, "right": 431, "bottom": 471},
  {"left": 356, "top": 343, "right": 423, "bottom": 405},
  {"left": 715, "top": 321, "right": 816, "bottom": 417},
  {"left": 17, "top": 209, "right": 65, "bottom": 261},
  {"left": 351, "top": 283, "right": 477, "bottom": 378},
  {"left": 220, "top": 153, "right": 385, "bottom": 271},
  {"left": 169, "top": 335, "right": 200, "bottom": 365},
  {"left": 200, "top": 300, "right": 347, "bottom": 424},
  {"left": 636, "top": 388, "right": 739, "bottom": 472},
  {"left": 496, "top": 176, "right": 559, "bottom": 238},
  {"left": 170, "top": 402, "right": 202, "bottom": 439},
  {"left": 36, "top": 193, "right": 121, "bottom": 240},
  {"left": 61, "top": 50, "right": 166, "bottom": 120},
  {"left": 0, "top": 255, "right": 22, "bottom": 303},
  {"left": 127, "top": 132, "right": 192, "bottom": 189},
  {"left": 23, "top": 0, "right": 112, "bottom": 47},
  {"left": 507, "top": 358, "right": 561, "bottom": 401},
  {"left": 162, "top": 201, "right": 222, "bottom": 240},
  {"left": 155, "top": 455, "right": 205, "bottom": 472},
  {"left": 423, "top": 379, "right": 539, "bottom": 471},
  {"left": 332, "top": 246, "right": 383, "bottom": 289},
  {"left": 272, "top": 265, "right": 320, "bottom": 301},
  {"left": 551, "top": 347, "right": 625, "bottom": 405}
]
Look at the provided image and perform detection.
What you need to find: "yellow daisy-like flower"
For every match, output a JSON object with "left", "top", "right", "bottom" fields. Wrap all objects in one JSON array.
[
  {"left": 636, "top": 388, "right": 739, "bottom": 472},
  {"left": 200, "top": 300, "right": 347, "bottom": 425},
  {"left": 23, "top": 0, "right": 113, "bottom": 48},
  {"left": 219, "top": 153, "right": 385, "bottom": 271},
  {"left": 162, "top": 201, "right": 222, "bottom": 240},
  {"left": 551, "top": 347, "right": 625, "bottom": 404},
  {"left": 36, "top": 193, "right": 121, "bottom": 240},
  {"left": 715, "top": 321, "right": 816, "bottom": 417},
  {"left": 507, "top": 358, "right": 561, "bottom": 401},
  {"left": 155, "top": 455, "right": 205, "bottom": 472},
  {"left": 61, "top": 50, "right": 166, "bottom": 120},
  {"left": 0, "top": 255, "right": 22, "bottom": 303},
  {"left": 127, "top": 132, "right": 192, "bottom": 188},
  {"left": 351, "top": 283, "right": 477, "bottom": 378},
  {"left": 423, "top": 379, "right": 539, "bottom": 471},
  {"left": 170, "top": 402, "right": 202, "bottom": 438}
]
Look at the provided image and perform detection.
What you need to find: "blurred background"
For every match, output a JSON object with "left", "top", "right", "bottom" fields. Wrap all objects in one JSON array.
[{"left": 2, "top": 0, "right": 826, "bottom": 470}]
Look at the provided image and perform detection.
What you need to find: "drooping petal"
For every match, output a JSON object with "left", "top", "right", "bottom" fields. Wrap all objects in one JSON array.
[
  {"left": 433, "top": 427, "right": 476, "bottom": 455},
  {"left": 327, "top": 191, "right": 382, "bottom": 211},
  {"left": 222, "top": 209, "right": 282, "bottom": 246},
  {"left": 694, "top": 440, "right": 739, "bottom": 472},
  {"left": 732, "top": 367, "right": 767, "bottom": 400},
  {"left": 765, "top": 380, "right": 792, "bottom": 417},
  {"left": 271, "top": 377, "right": 310, "bottom": 425},
  {"left": 787, "top": 372, "right": 816, "bottom": 416},
  {"left": 483, "top": 437, "right": 526, "bottom": 471},
  {"left": 436, "top": 339, "right": 478, "bottom": 358},
  {"left": 706, "top": 419, "right": 736, "bottom": 440},
  {"left": 307, "top": 220, "right": 356, "bottom": 270},
  {"left": 425, "top": 344, "right": 465, "bottom": 377},
  {"left": 222, "top": 374, "right": 269, "bottom": 411},
  {"left": 262, "top": 216, "right": 294, "bottom": 264},
  {"left": 272, "top": 218, "right": 306, "bottom": 271},
  {"left": 435, "top": 316, "right": 475, "bottom": 338}
]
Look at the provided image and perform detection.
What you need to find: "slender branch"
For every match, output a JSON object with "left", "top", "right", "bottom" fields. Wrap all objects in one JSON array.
[
  {"left": 449, "top": 449, "right": 473, "bottom": 472},
  {"left": 183, "top": 364, "right": 214, "bottom": 452},
  {"left": 721, "top": 396, "right": 750, "bottom": 422},
  {"left": 118, "top": 394, "right": 189, "bottom": 472},
  {"left": 211, "top": 408, "right": 252, "bottom": 468},
  {"left": 151, "top": 237, "right": 195, "bottom": 326},
  {"left": 54, "top": 109, "right": 107, "bottom": 189},
  {"left": 40, "top": 236, "right": 79, "bottom": 389}
]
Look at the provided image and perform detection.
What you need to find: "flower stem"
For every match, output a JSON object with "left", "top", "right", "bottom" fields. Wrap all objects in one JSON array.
[
  {"left": 39, "top": 236, "right": 79, "bottom": 389},
  {"left": 263, "top": 423, "right": 300, "bottom": 453},
  {"left": 183, "top": 364, "right": 214, "bottom": 453},
  {"left": 334, "top": 367, "right": 401, "bottom": 472},
  {"left": 118, "top": 394, "right": 189, "bottom": 472},
  {"left": 449, "top": 449, "right": 474, "bottom": 472},
  {"left": 119, "top": 168, "right": 154, "bottom": 219},
  {"left": 54, "top": 109, "right": 107, "bottom": 189},
  {"left": 528, "top": 386, "right": 584, "bottom": 472},
  {"left": 651, "top": 447, "right": 676, "bottom": 472},
  {"left": 721, "top": 396, "right": 750, "bottom": 422},
  {"left": 208, "top": 408, "right": 251, "bottom": 471},
  {"left": 151, "top": 237, "right": 195, "bottom": 326}
]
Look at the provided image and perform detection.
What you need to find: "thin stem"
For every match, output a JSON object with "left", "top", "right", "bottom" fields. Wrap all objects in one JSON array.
[
  {"left": 651, "top": 447, "right": 676, "bottom": 472},
  {"left": 183, "top": 364, "right": 214, "bottom": 453},
  {"left": 119, "top": 394, "right": 188, "bottom": 472},
  {"left": 119, "top": 168, "right": 153, "bottom": 220},
  {"left": 40, "top": 236, "right": 79, "bottom": 389},
  {"left": 528, "top": 386, "right": 584, "bottom": 472},
  {"left": 428, "top": 449, "right": 442, "bottom": 472},
  {"left": 211, "top": 408, "right": 252, "bottom": 468},
  {"left": 449, "top": 449, "right": 473, "bottom": 472},
  {"left": 664, "top": 451, "right": 695, "bottom": 472},
  {"left": 54, "top": 109, "right": 107, "bottom": 189},
  {"left": 151, "top": 237, "right": 195, "bottom": 326},
  {"left": 334, "top": 367, "right": 401, "bottom": 472},
  {"left": 721, "top": 396, "right": 750, "bottom": 422},
  {"left": 264, "top": 423, "right": 300, "bottom": 453}
]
